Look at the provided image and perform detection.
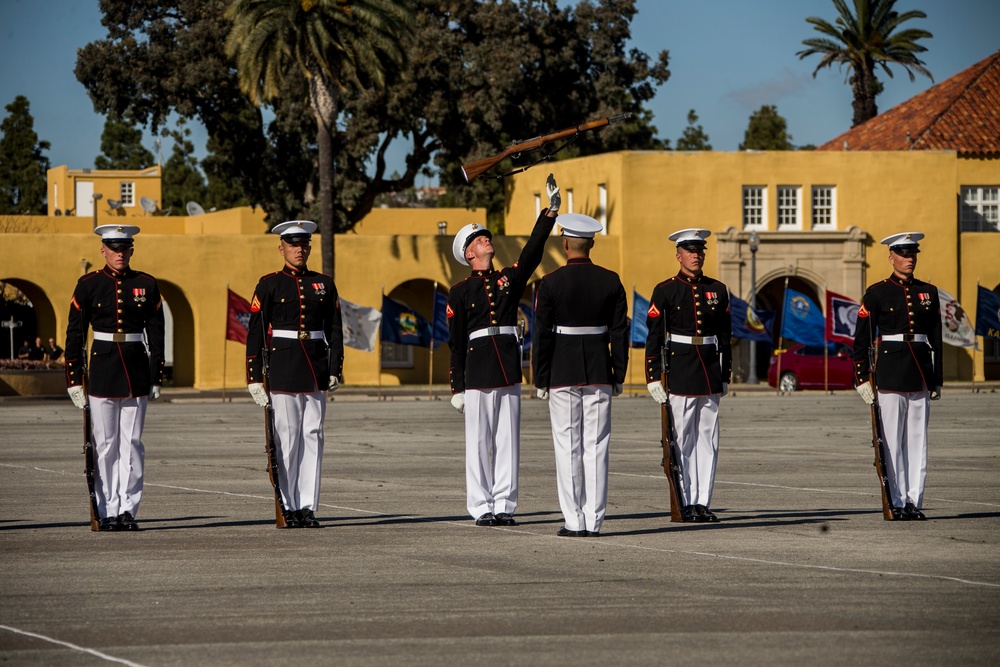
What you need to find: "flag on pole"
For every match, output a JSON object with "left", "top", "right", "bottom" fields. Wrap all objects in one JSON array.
[
  {"left": 340, "top": 298, "right": 382, "bottom": 352},
  {"left": 381, "top": 296, "right": 437, "bottom": 348},
  {"left": 431, "top": 290, "right": 449, "bottom": 346},
  {"left": 226, "top": 289, "right": 252, "bottom": 344},
  {"left": 781, "top": 288, "right": 825, "bottom": 346},
  {"left": 938, "top": 288, "right": 976, "bottom": 348},
  {"left": 975, "top": 286, "right": 1000, "bottom": 342},
  {"left": 630, "top": 291, "right": 649, "bottom": 348},
  {"left": 730, "top": 296, "right": 774, "bottom": 342},
  {"left": 825, "top": 291, "right": 860, "bottom": 345}
]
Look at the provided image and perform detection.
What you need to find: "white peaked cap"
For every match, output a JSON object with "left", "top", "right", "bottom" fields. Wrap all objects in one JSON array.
[
  {"left": 271, "top": 220, "right": 317, "bottom": 238},
  {"left": 94, "top": 224, "right": 140, "bottom": 242},
  {"left": 557, "top": 213, "right": 603, "bottom": 238},
  {"left": 668, "top": 228, "right": 711, "bottom": 246},
  {"left": 452, "top": 222, "right": 492, "bottom": 266},
  {"left": 880, "top": 231, "right": 924, "bottom": 250}
]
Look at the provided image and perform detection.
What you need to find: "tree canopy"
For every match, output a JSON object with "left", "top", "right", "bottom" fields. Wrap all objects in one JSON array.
[
  {"left": 740, "top": 105, "right": 794, "bottom": 151},
  {"left": 76, "top": 0, "right": 670, "bottom": 239},
  {"left": 0, "top": 96, "right": 51, "bottom": 215},
  {"left": 94, "top": 115, "right": 155, "bottom": 170},
  {"left": 797, "top": 0, "right": 933, "bottom": 127},
  {"left": 675, "top": 109, "right": 711, "bottom": 151}
]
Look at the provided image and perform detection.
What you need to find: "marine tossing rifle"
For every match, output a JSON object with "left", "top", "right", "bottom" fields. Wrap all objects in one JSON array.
[{"left": 461, "top": 113, "right": 632, "bottom": 182}]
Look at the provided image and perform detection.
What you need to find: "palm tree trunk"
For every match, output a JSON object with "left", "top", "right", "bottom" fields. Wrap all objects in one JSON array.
[
  {"left": 851, "top": 64, "right": 880, "bottom": 127},
  {"left": 308, "top": 63, "right": 338, "bottom": 278}
]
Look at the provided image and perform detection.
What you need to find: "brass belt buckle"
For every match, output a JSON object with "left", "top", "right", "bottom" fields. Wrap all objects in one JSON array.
[
  {"left": 113, "top": 333, "right": 126, "bottom": 343},
  {"left": 298, "top": 331, "right": 309, "bottom": 340}
]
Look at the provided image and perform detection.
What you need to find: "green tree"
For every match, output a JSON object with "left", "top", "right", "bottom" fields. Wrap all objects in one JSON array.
[
  {"left": 0, "top": 96, "right": 50, "bottom": 215},
  {"left": 797, "top": 0, "right": 933, "bottom": 127},
  {"left": 225, "top": 0, "right": 413, "bottom": 276},
  {"left": 740, "top": 105, "right": 794, "bottom": 150},
  {"left": 160, "top": 120, "right": 207, "bottom": 213},
  {"left": 675, "top": 109, "right": 711, "bottom": 151},
  {"left": 94, "top": 116, "right": 155, "bottom": 170}
]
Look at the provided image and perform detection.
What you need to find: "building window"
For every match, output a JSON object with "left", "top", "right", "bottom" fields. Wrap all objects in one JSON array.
[
  {"left": 566, "top": 188, "right": 574, "bottom": 213},
  {"left": 380, "top": 343, "right": 413, "bottom": 368},
  {"left": 598, "top": 183, "right": 607, "bottom": 234},
  {"left": 777, "top": 185, "right": 801, "bottom": 229},
  {"left": 120, "top": 181, "right": 135, "bottom": 206},
  {"left": 960, "top": 186, "right": 999, "bottom": 232},
  {"left": 811, "top": 185, "right": 836, "bottom": 229},
  {"left": 742, "top": 186, "right": 766, "bottom": 229},
  {"left": 534, "top": 193, "right": 542, "bottom": 219}
]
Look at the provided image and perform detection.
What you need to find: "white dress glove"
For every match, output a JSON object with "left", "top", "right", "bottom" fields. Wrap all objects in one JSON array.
[
  {"left": 930, "top": 385, "right": 942, "bottom": 400},
  {"left": 536, "top": 388, "right": 549, "bottom": 400},
  {"left": 329, "top": 376, "right": 340, "bottom": 393},
  {"left": 545, "top": 173, "right": 560, "bottom": 213},
  {"left": 720, "top": 382, "right": 728, "bottom": 397},
  {"left": 149, "top": 385, "right": 161, "bottom": 401},
  {"left": 856, "top": 381, "right": 875, "bottom": 405},
  {"left": 248, "top": 382, "right": 269, "bottom": 407},
  {"left": 612, "top": 383, "right": 623, "bottom": 397},
  {"left": 647, "top": 381, "right": 668, "bottom": 404},
  {"left": 68, "top": 385, "right": 87, "bottom": 410},
  {"left": 451, "top": 392, "right": 465, "bottom": 414}
]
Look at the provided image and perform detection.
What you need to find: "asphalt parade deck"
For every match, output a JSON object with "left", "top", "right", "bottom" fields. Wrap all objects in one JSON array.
[{"left": 1, "top": 388, "right": 998, "bottom": 665}]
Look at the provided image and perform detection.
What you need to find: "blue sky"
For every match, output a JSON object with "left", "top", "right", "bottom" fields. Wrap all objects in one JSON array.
[{"left": 1, "top": 0, "right": 997, "bottom": 179}]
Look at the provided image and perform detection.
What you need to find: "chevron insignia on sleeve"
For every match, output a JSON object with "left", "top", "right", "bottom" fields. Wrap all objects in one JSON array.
[
  {"left": 251, "top": 294, "right": 261, "bottom": 312},
  {"left": 858, "top": 303, "right": 869, "bottom": 318},
  {"left": 647, "top": 302, "right": 661, "bottom": 318}
]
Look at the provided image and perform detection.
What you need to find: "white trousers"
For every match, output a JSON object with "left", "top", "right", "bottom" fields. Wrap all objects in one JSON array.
[
  {"left": 877, "top": 390, "right": 929, "bottom": 509},
  {"left": 464, "top": 386, "right": 520, "bottom": 518},
  {"left": 89, "top": 395, "right": 147, "bottom": 519},
  {"left": 271, "top": 391, "right": 326, "bottom": 512},
  {"left": 548, "top": 385, "right": 612, "bottom": 532},
  {"left": 668, "top": 394, "right": 721, "bottom": 507}
]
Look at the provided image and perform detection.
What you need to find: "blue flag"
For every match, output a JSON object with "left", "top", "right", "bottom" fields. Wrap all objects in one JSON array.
[
  {"left": 518, "top": 303, "right": 534, "bottom": 349},
  {"left": 431, "top": 290, "right": 449, "bottom": 345},
  {"left": 631, "top": 291, "right": 649, "bottom": 348},
  {"left": 781, "top": 288, "right": 825, "bottom": 346},
  {"left": 730, "top": 296, "right": 774, "bottom": 343},
  {"left": 975, "top": 286, "right": 1000, "bottom": 341},
  {"left": 381, "top": 296, "right": 438, "bottom": 349}
]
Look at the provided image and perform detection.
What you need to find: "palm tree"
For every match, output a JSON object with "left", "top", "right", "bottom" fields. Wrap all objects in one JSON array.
[
  {"left": 226, "top": 0, "right": 412, "bottom": 277},
  {"left": 797, "top": 0, "right": 933, "bottom": 128}
]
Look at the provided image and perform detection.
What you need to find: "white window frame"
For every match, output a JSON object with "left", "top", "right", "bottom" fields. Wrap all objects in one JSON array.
[
  {"left": 534, "top": 193, "right": 542, "bottom": 219},
  {"left": 120, "top": 181, "right": 135, "bottom": 207},
  {"left": 742, "top": 186, "right": 766, "bottom": 230},
  {"left": 598, "top": 183, "right": 607, "bottom": 235},
  {"left": 380, "top": 342, "right": 414, "bottom": 368},
  {"left": 777, "top": 185, "right": 802, "bottom": 230},
  {"left": 566, "top": 188, "right": 574, "bottom": 213},
  {"left": 960, "top": 186, "right": 999, "bottom": 232},
  {"left": 811, "top": 185, "right": 836, "bottom": 230}
]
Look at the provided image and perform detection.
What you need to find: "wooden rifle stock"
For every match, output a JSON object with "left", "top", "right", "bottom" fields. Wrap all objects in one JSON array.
[
  {"left": 660, "top": 344, "right": 684, "bottom": 522},
  {"left": 81, "top": 362, "right": 100, "bottom": 532},
  {"left": 461, "top": 113, "right": 632, "bottom": 182},
  {"left": 868, "top": 347, "right": 896, "bottom": 520},
  {"left": 261, "top": 337, "right": 288, "bottom": 528}
]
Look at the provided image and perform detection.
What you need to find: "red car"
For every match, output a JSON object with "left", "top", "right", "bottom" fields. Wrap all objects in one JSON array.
[{"left": 767, "top": 342, "right": 855, "bottom": 391}]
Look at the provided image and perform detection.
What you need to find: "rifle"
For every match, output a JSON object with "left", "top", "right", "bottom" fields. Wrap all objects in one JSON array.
[
  {"left": 461, "top": 113, "right": 632, "bottom": 182},
  {"left": 261, "top": 330, "right": 288, "bottom": 528},
  {"left": 660, "top": 336, "right": 685, "bottom": 523},
  {"left": 868, "top": 346, "right": 897, "bottom": 520},
  {"left": 81, "top": 352, "right": 100, "bottom": 531}
]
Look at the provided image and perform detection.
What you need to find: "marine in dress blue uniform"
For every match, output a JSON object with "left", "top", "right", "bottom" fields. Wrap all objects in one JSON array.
[
  {"left": 65, "top": 224, "right": 165, "bottom": 531},
  {"left": 644, "top": 228, "right": 732, "bottom": 523},
  {"left": 447, "top": 175, "right": 559, "bottom": 526},
  {"left": 853, "top": 232, "right": 942, "bottom": 520},
  {"left": 533, "top": 213, "right": 628, "bottom": 537},
  {"left": 246, "top": 220, "right": 344, "bottom": 528}
]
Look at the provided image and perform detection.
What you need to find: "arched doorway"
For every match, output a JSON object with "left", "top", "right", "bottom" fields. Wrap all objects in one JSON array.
[
  {"left": 156, "top": 281, "right": 194, "bottom": 387},
  {"left": 0, "top": 279, "right": 57, "bottom": 360}
]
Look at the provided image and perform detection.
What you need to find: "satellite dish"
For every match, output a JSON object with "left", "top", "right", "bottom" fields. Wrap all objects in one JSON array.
[
  {"left": 186, "top": 201, "right": 206, "bottom": 216},
  {"left": 54, "top": 209, "right": 62, "bottom": 216},
  {"left": 108, "top": 199, "right": 122, "bottom": 210},
  {"left": 140, "top": 197, "right": 157, "bottom": 215}
]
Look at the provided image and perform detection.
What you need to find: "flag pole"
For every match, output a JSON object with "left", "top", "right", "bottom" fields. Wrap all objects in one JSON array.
[
  {"left": 823, "top": 288, "right": 829, "bottom": 395},
  {"left": 223, "top": 283, "right": 229, "bottom": 403},
  {"left": 973, "top": 279, "right": 980, "bottom": 393},
  {"left": 777, "top": 276, "right": 789, "bottom": 395},
  {"left": 378, "top": 285, "right": 384, "bottom": 401},
  {"left": 629, "top": 283, "right": 636, "bottom": 396},
  {"left": 527, "top": 283, "right": 536, "bottom": 388},
  {"left": 429, "top": 282, "right": 436, "bottom": 400}
]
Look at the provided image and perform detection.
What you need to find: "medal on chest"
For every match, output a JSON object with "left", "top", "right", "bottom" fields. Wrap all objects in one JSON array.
[
  {"left": 918, "top": 292, "right": 931, "bottom": 307},
  {"left": 312, "top": 282, "right": 326, "bottom": 297},
  {"left": 495, "top": 275, "right": 510, "bottom": 293},
  {"left": 133, "top": 288, "right": 147, "bottom": 303},
  {"left": 704, "top": 290, "right": 719, "bottom": 306}
]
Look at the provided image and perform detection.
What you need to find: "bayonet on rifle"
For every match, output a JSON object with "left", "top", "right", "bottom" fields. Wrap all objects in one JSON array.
[{"left": 461, "top": 113, "right": 632, "bottom": 182}]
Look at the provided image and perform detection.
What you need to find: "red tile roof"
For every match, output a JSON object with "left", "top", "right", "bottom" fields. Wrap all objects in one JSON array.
[{"left": 817, "top": 50, "right": 1000, "bottom": 156}]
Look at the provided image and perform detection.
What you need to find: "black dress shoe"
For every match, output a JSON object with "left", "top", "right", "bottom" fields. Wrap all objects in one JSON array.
[
  {"left": 98, "top": 517, "right": 118, "bottom": 531},
  {"left": 680, "top": 505, "right": 696, "bottom": 522},
  {"left": 890, "top": 507, "right": 905, "bottom": 521},
  {"left": 695, "top": 505, "right": 719, "bottom": 523},
  {"left": 556, "top": 527, "right": 587, "bottom": 537},
  {"left": 585, "top": 530, "right": 601, "bottom": 537},
  {"left": 299, "top": 509, "right": 320, "bottom": 528},
  {"left": 495, "top": 513, "right": 516, "bottom": 526},
  {"left": 281, "top": 510, "right": 303, "bottom": 528},
  {"left": 117, "top": 511, "right": 139, "bottom": 531},
  {"left": 903, "top": 503, "right": 926, "bottom": 521},
  {"left": 475, "top": 513, "right": 498, "bottom": 526}
]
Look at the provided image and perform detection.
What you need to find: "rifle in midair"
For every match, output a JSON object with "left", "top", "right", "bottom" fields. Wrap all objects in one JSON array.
[
  {"left": 461, "top": 113, "right": 632, "bottom": 182},
  {"left": 867, "top": 346, "right": 897, "bottom": 520},
  {"left": 660, "top": 331, "right": 684, "bottom": 523}
]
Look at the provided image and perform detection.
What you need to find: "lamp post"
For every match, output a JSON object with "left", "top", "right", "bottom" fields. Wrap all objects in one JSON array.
[
  {"left": 92, "top": 193, "right": 103, "bottom": 230},
  {"left": 747, "top": 232, "right": 760, "bottom": 384},
  {"left": 3, "top": 317, "right": 22, "bottom": 359}
]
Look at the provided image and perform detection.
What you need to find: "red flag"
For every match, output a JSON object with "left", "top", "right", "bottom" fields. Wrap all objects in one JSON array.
[
  {"left": 825, "top": 290, "right": 860, "bottom": 345},
  {"left": 226, "top": 289, "right": 252, "bottom": 344}
]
